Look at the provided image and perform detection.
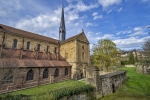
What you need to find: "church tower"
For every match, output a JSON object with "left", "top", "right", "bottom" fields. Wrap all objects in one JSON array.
[{"left": 59, "top": 4, "right": 66, "bottom": 41}]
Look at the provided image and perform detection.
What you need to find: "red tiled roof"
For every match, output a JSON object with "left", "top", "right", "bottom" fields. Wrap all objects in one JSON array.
[
  {"left": 1, "top": 48, "right": 71, "bottom": 67},
  {"left": 0, "top": 23, "right": 59, "bottom": 44},
  {"left": 0, "top": 58, "right": 71, "bottom": 68}
]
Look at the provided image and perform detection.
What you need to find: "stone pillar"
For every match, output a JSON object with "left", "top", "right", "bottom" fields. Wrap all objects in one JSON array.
[{"left": 93, "top": 66, "right": 102, "bottom": 98}]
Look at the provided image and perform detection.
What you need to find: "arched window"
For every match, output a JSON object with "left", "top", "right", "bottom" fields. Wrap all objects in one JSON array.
[
  {"left": 26, "top": 42, "right": 30, "bottom": 50},
  {"left": 26, "top": 69, "right": 34, "bottom": 81},
  {"left": 54, "top": 68, "right": 59, "bottom": 77},
  {"left": 65, "top": 68, "right": 68, "bottom": 76},
  {"left": 2, "top": 70, "right": 13, "bottom": 84},
  {"left": 43, "top": 68, "right": 48, "bottom": 79},
  {"left": 13, "top": 39, "right": 17, "bottom": 48},
  {"left": 82, "top": 52, "right": 85, "bottom": 59}
]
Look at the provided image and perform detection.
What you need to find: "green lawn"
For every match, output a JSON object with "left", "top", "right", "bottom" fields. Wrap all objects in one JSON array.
[
  {"left": 11, "top": 80, "right": 86, "bottom": 95},
  {"left": 97, "top": 66, "right": 150, "bottom": 100},
  {"left": 0, "top": 79, "right": 94, "bottom": 100}
]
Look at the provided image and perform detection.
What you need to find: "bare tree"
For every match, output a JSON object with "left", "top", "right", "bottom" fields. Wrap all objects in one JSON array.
[{"left": 142, "top": 38, "right": 150, "bottom": 62}]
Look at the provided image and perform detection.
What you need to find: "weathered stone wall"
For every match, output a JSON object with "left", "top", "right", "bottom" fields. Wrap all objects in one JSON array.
[
  {"left": 60, "top": 33, "right": 90, "bottom": 80},
  {"left": 86, "top": 66, "right": 126, "bottom": 98},
  {"left": 135, "top": 62, "right": 150, "bottom": 74},
  {"left": 1, "top": 32, "right": 58, "bottom": 53},
  {"left": 0, "top": 67, "right": 71, "bottom": 94},
  {"left": 100, "top": 70, "right": 126, "bottom": 96}
]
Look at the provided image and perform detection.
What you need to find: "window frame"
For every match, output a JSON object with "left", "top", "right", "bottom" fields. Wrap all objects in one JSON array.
[
  {"left": 26, "top": 42, "right": 30, "bottom": 50},
  {"left": 26, "top": 69, "right": 34, "bottom": 81},
  {"left": 65, "top": 68, "right": 68, "bottom": 76},
  {"left": 54, "top": 68, "right": 59, "bottom": 77},
  {"left": 13, "top": 39, "right": 18, "bottom": 48},
  {"left": 2, "top": 70, "right": 13, "bottom": 84},
  {"left": 43, "top": 68, "right": 48, "bottom": 79},
  {"left": 37, "top": 44, "right": 40, "bottom": 52}
]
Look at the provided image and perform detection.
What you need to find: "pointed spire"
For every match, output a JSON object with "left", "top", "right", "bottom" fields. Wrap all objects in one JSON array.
[{"left": 59, "top": 3, "right": 66, "bottom": 41}]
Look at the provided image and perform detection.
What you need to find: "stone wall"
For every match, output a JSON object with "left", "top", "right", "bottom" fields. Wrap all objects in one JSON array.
[
  {"left": 135, "top": 62, "right": 150, "bottom": 74},
  {"left": 0, "top": 67, "right": 71, "bottom": 94},
  {"left": 86, "top": 66, "right": 126, "bottom": 98},
  {"left": 60, "top": 33, "right": 90, "bottom": 80},
  {"left": 1, "top": 32, "right": 59, "bottom": 53}
]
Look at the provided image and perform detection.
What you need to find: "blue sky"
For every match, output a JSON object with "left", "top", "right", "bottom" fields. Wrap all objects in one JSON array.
[{"left": 0, "top": 0, "right": 150, "bottom": 51}]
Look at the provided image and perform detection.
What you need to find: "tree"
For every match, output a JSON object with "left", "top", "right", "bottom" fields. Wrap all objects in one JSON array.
[
  {"left": 128, "top": 52, "right": 135, "bottom": 64},
  {"left": 142, "top": 38, "right": 150, "bottom": 62},
  {"left": 92, "top": 39, "right": 118, "bottom": 71}
]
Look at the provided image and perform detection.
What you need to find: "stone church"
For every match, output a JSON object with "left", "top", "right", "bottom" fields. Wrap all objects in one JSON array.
[{"left": 0, "top": 6, "right": 90, "bottom": 93}]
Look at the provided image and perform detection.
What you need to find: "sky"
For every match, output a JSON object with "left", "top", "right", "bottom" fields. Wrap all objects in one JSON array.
[{"left": 0, "top": 0, "right": 150, "bottom": 52}]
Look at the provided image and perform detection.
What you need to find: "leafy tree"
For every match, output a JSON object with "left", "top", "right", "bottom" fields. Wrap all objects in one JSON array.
[
  {"left": 92, "top": 39, "right": 118, "bottom": 71},
  {"left": 128, "top": 52, "right": 135, "bottom": 64}
]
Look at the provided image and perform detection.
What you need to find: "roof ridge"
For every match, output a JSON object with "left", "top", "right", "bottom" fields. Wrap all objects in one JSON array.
[
  {"left": 0, "top": 23, "right": 59, "bottom": 44},
  {"left": 61, "top": 32, "right": 82, "bottom": 44}
]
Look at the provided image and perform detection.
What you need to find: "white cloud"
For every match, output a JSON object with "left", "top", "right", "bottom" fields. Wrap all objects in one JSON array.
[
  {"left": 117, "top": 7, "right": 122, "bottom": 12},
  {"left": 129, "top": 27, "right": 147, "bottom": 36},
  {"left": 116, "top": 30, "right": 132, "bottom": 35},
  {"left": 98, "top": 0, "right": 122, "bottom": 8},
  {"left": 134, "top": 27, "right": 143, "bottom": 31},
  {"left": 113, "top": 36, "right": 150, "bottom": 50},
  {"left": 142, "top": 0, "right": 149, "bottom": 2},
  {"left": 93, "top": 15, "right": 103, "bottom": 20},
  {"left": 75, "top": 23, "right": 79, "bottom": 26},
  {"left": 86, "top": 23, "right": 93, "bottom": 27},
  {"left": 92, "top": 12, "right": 98, "bottom": 16},
  {"left": 96, "top": 32, "right": 101, "bottom": 35},
  {"left": 92, "top": 12, "right": 103, "bottom": 20}
]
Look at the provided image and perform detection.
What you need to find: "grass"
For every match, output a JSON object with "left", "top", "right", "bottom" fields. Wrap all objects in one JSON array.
[
  {"left": 0, "top": 79, "right": 95, "bottom": 100},
  {"left": 11, "top": 80, "right": 86, "bottom": 95},
  {"left": 96, "top": 66, "right": 150, "bottom": 100}
]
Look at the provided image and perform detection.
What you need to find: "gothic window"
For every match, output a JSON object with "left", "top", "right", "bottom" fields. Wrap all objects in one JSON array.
[
  {"left": 37, "top": 44, "right": 40, "bottom": 52},
  {"left": 43, "top": 68, "right": 48, "bottom": 79},
  {"left": 2, "top": 70, "right": 13, "bottom": 84},
  {"left": 13, "top": 39, "right": 17, "bottom": 48},
  {"left": 26, "top": 69, "right": 34, "bottom": 81},
  {"left": 65, "top": 68, "right": 68, "bottom": 76},
  {"left": 54, "top": 68, "right": 59, "bottom": 77},
  {"left": 82, "top": 52, "right": 85, "bottom": 59},
  {"left": 26, "top": 42, "right": 30, "bottom": 50}
]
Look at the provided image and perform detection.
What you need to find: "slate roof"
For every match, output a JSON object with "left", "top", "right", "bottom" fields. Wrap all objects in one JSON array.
[{"left": 0, "top": 23, "right": 59, "bottom": 44}]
